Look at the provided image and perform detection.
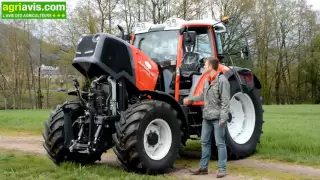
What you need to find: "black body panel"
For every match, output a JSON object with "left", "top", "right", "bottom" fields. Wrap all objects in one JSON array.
[
  {"left": 72, "top": 33, "right": 136, "bottom": 85},
  {"left": 224, "top": 66, "right": 261, "bottom": 91}
]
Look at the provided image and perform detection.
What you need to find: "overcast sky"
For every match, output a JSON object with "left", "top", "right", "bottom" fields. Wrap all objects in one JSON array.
[{"left": 307, "top": 0, "right": 320, "bottom": 11}]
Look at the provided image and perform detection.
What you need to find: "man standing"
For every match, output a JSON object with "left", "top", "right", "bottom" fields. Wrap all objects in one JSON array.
[{"left": 183, "top": 57, "right": 230, "bottom": 178}]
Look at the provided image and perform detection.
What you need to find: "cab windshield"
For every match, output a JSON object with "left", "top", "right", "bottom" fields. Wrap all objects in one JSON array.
[{"left": 133, "top": 30, "right": 179, "bottom": 64}]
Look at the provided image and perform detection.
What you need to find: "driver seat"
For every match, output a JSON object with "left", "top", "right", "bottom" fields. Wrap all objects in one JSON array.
[
  {"left": 179, "top": 31, "right": 202, "bottom": 90},
  {"left": 180, "top": 52, "right": 201, "bottom": 78}
]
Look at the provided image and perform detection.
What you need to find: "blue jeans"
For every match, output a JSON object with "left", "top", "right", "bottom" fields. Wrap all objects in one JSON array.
[{"left": 199, "top": 119, "right": 227, "bottom": 171}]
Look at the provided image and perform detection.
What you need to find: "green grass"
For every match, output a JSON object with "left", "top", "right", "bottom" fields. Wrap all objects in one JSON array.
[
  {"left": 0, "top": 91, "right": 72, "bottom": 109},
  {"left": 0, "top": 109, "right": 50, "bottom": 135},
  {"left": 183, "top": 104, "right": 320, "bottom": 167},
  {"left": 0, "top": 150, "right": 179, "bottom": 180},
  {"left": 0, "top": 149, "right": 317, "bottom": 180},
  {"left": 254, "top": 105, "right": 320, "bottom": 166}
]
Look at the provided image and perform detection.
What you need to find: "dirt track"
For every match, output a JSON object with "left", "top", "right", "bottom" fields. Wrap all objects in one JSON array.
[{"left": 1, "top": 134, "right": 320, "bottom": 180}]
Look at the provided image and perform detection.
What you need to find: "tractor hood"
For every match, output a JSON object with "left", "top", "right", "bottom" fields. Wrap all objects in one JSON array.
[{"left": 72, "top": 33, "right": 135, "bottom": 83}]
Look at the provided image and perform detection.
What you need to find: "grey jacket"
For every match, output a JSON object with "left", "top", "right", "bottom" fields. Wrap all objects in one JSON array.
[{"left": 187, "top": 73, "right": 231, "bottom": 123}]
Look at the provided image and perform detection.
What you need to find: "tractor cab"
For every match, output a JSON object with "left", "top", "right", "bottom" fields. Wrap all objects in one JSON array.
[{"left": 130, "top": 17, "right": 228, "bottom": 101}]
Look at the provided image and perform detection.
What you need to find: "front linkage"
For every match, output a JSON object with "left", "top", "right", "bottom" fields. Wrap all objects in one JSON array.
[{"left": 63, "top": 75, "right": 120, "bottom": 155}]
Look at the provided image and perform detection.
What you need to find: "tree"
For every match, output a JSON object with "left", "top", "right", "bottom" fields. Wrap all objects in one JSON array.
[{"left": 95, "top": 0, "right": 119, "bottom": 32}]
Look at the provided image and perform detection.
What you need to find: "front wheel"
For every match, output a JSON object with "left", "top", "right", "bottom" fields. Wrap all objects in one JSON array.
[
  {"left": 113, "top": 100, "right": 182, "bottom": 174},
  {"left": 42, "top": 101, "right": 107, "bottom": 165},
  {"left": 225, "top": 80, "right": 264, "bottom": 159}
]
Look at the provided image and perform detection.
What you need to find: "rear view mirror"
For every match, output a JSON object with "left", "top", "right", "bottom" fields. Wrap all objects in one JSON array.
[
  {"left": 117, "top": 25, "right": 125, "bottom": 39},
  {"left": 241, "top": 46, "right": 249, "bottom": 59},
  {"left": 123, "top": 34, "right": 132, "bottom": 42},
  {"left": 116, "top": 25, "right": 131, "bottom": 42},
  {"left": 183, "top": 31, "right": 196, "bottom": 52}
]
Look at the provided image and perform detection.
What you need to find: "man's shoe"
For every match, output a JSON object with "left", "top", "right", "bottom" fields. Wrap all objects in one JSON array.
[
  {"left": 190, "top": 168, "right": 208, "bottom": 175},
  {"left": 216, "top": 170, "right": 227, "bottom": 178}
]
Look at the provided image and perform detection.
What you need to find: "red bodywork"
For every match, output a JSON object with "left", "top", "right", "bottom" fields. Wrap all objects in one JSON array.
[
  {"left": 130, "top": 22, "right": 230, "bottom": 106},
  {"left": 130, "top": 44, "right": 159, "bottom": 91}
]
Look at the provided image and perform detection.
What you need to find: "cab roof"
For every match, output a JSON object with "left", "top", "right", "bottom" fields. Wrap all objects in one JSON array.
[{"left": 133, "top": 18, "right": 226, "bottom": 35}]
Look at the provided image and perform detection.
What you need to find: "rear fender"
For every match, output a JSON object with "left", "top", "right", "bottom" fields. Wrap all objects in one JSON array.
[
  {"left": 224, "top": 67, "right": 261, "bottom": 91},
  {"left": 141, "top": 90, "right": 189, "bottom": 139}
]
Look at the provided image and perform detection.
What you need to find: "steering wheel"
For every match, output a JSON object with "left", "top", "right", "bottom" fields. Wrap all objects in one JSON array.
[
  {"left": 164, "top": 54, "right": 175, "bottom": 61},
  {"left": 199, "top": 57, "right": 206, "bottom": 66}
]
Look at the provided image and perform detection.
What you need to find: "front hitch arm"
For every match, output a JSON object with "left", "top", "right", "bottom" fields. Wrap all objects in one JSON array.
[
  {"left": 72, "top": 78, "right": 87, "bottom": 105},
  {"left": 62, "top": 102, "right": 74, "bottom": 147}
]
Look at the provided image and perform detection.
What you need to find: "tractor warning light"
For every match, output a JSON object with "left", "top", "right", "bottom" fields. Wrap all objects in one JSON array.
[{"left": 222, "top": 16, "right": 230, "bottom": 23}]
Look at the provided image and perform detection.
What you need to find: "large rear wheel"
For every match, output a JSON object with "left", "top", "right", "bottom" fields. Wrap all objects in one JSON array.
[
  {"left": 225, "top": 80, "right": 264, "bottom": 159},
  {"left": 113, "top": 100, "right": 182, "bottom": 174}
]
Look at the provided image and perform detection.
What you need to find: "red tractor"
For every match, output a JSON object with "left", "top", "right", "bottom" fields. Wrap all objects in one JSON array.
[{"left": 42, "top": 16, "right": 264, "bottom": 174}]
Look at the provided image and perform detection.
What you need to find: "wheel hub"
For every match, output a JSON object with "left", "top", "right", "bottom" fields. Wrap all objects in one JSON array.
[
  {"left": 147, "top": 131, "right": 159, "bottom": 146},
  {"left": 143, "top": 118, "right": 172, "bottom": 160},
  {"left": 228, "top": 92, "right": 256, "bottom": 145}
]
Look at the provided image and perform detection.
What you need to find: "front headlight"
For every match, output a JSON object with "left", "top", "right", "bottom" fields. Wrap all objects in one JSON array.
[
  {"left": 92, "top": 34, "right": 100, "bottom": 42},
  {"left": 77, "top": 35, "right": 83, "bottom": 45}
]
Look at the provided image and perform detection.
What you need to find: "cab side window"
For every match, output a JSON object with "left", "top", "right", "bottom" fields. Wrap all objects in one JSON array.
[
  {"left": 181, "top": 27, "right": 215, "bottom": 59},
  {"left": 215, "top": 32, "right": 223, "bottom": 55},
  {"left": 194, "top": 32, "right": 212, "bottom": 58}
]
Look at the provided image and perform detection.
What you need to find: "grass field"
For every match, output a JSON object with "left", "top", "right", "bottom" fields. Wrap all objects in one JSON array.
[
  {"left": 0, "top": 109, "right": 50, "bottom": 135},
  {"left": 1, "top": 150, "right": 317, "bottom": 180},
  {"left": 0, "top": 91, "right": 69, "bottom": 110},
  {"left": 0, "top": 149, "right": 177, "bottom": 180},
  {"left": 0, "top": 105, "right": 319, "bottom": 167},
  {"left": 254, "top": 105, "right": 320, "bottom": 166}
]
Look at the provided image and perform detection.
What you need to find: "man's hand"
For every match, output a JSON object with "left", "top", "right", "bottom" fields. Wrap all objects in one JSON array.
[
  {"left": 183, "top": 98, "right": 191, "bottom": 105},
  {"left": 219, "top": 121, "right": 225, "bottom": 126}
]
